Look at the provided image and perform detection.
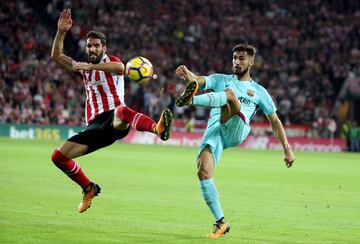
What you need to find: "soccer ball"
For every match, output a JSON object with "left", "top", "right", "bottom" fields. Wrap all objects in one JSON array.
[{"left": 125, "top": 56, "right": 153, "bottom": 85}]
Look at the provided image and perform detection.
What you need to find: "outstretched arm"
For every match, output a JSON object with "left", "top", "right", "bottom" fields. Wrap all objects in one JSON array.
[
  {"left": 73, "top": 61, "right": 124, "bottom": 74},
  {"left": 175, "top": 65, "right": 206, "bottom": 87},
  {"left": 267, "top": 112, "right": 296, "bottom": 168},
  {"left": 51, "top": 9, "right": 75, "bottom": 72}
]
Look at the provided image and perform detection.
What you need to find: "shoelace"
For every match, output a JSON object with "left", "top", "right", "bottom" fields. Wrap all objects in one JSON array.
[{"left": 212, "top": 223, "right": 221, "bottom": 233}]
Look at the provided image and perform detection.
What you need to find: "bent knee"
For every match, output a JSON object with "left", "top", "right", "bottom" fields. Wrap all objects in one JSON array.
[
  {"left": 51, "top": 149, "right": 68, "bottom": 164},
  {"left": 197, "top": 159, "right": 213, "bottom": 180},
  {"left": 114, "top": 105, "right": 130, "bottom": 130},
  {"left": 51, "top": 149, "right": 59, "bottom": 163},
  {"left": 113, "top": 117, "right": 129, "bottom": 131},
  {"left": 197, "top": 167, "right": 211, "bottom": 180},
  {"left": 114, "top": 105, "right": 127, "bottom": 120}
]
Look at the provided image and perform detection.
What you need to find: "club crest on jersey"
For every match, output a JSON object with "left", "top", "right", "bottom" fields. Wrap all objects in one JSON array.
[{"left": 247, "top": 89, "right": 255, "bottom": 97}]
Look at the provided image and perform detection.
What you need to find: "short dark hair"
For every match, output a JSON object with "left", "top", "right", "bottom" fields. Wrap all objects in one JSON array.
[
  {"left": 232, "top": 43, "right": 256, "bottom": 57},
  {"left": 86, "top": 31, "right": 107, "bottom": 46}
]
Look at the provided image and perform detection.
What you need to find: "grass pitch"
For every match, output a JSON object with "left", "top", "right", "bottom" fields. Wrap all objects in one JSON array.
[{"left": 0, "top": 137, "right": 359, "bottom": 243}]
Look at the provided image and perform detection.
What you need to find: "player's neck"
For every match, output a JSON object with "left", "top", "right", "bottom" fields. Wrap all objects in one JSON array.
[{"left": 236, "top": 73, "right": 251, "bottom": 81}]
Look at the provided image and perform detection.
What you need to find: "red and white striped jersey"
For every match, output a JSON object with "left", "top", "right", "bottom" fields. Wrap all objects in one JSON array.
[{"left": 78, "top": 54, "right": 124, "bottom": 124}]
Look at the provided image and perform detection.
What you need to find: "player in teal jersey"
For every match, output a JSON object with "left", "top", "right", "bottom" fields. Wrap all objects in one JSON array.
[{"left": 175, "top": 43, "right": 296, "bottom": 238}]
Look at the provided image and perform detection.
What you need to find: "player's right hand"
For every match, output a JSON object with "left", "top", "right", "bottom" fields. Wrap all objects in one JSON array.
[
  {"left": 58, "top": 9, "right": 73, "bottom": 32},
  {"left": 284, "top": 148, "right": 295, "bottom": 168}
]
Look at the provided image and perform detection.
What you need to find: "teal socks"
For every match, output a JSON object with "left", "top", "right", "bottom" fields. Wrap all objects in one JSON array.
[
  {"left": 193, "top": 91, "right": 227, "bottom": 108},
  {"left": 200, "top": 178, "right": 224, "bottom": 221}
]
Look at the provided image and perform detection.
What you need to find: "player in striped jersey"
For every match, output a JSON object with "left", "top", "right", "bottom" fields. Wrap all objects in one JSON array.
[
  {"left": 175, "top": 44, "right": 295, "bottom": 238},
  {"left": 50, "top": 9, "right": 172, "bottom": 213}
]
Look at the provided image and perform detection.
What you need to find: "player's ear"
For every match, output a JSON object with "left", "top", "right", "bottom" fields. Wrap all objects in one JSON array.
[
  {"left": 249, "top": 58, "right": 254, "bottom": 66},
  {"left": 103, "top": 45, "right": 107, "bottom": 53}
]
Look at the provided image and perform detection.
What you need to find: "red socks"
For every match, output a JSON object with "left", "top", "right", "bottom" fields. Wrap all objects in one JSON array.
[
  {"left": 51, "top": 107, "right": 157, "bottom": 190},
  {"left": 115, "top": 105, "right": 156, "bottom": 132},
  {"left": 51, "top": 149, "right": 90, "bottom": 189}
]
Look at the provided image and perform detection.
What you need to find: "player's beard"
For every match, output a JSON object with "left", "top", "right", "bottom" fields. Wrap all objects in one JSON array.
[
  {"left": 87, "top": 51, "right": 103, "bottom": 64},
  {"left": 233, "top": 65, "right": 249, "bottom": 78}
]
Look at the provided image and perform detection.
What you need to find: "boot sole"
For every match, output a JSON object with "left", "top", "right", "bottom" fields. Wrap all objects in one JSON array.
[
  {"left": 160, "top": 109, "right": 172, "bottom": 141},
  {"left": 175, "top": 81, "right": 199, "bottom": 107}
]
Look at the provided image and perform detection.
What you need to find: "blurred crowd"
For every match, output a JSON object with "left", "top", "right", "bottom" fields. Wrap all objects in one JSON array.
[{"left": 0, "top": 0, "right": 359, "bottom": 139}]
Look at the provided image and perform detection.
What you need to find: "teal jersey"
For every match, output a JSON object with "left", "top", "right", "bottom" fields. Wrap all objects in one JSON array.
[
  {"left": 204, "top": 73, "right": 277, "bottom": 125},
  {"left": 198, "top": 73, "right": 277, "bottom": 164}
]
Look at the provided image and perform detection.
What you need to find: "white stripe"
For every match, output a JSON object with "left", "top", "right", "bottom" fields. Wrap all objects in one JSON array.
[
  {"left": 84, "top": 72, "right": 96, "bottom": 122},
  {"left": 88, "top": 87, "right": 96, "bottom": 122},
  {"left": 114, "top": 75, "right": 125, "bottom": 105},
  {"left": 65, "top": 163, "right": 78, "bottom": 175},
  {"left": 82, "top": 72, "right": 89, "bottom": 123},
  {"left": 84, "top": 86, "right": 89, "bottom": 123},
  {"left": 68, "top": 165, "right": 80, "bottom": 176},
  {"left": 132, "top": 113, "right": 143, "bottom": 129},
  {"left": 100, "top": 71, "right": 115, "bottom": 108},
  {"left": 131, "top": 113, "right": 139, "bottom": 128},
  {"left": 92, "top": 71, "right": 104, "bottom": 115},
  {"left": 102, "top": 54, "right": 109, "bottom": 63}
]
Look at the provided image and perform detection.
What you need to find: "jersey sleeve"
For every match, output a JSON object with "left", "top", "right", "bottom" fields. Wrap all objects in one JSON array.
[
  {"left": 108, "top": 55, "right": 123, "bottom": 75},
  {"left": 258, "top": 86, "right": 277, "bottom": 115},
  {"left": 204, "top": 73, "right": 226, "bottom": 91},
  {"left": 109, "top": 55, "right": 122, "bottom": 63}
]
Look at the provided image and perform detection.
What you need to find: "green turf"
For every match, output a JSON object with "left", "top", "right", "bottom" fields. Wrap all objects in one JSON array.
[{"left": 0, "top": 137, "right": 359, "bottom": 243}]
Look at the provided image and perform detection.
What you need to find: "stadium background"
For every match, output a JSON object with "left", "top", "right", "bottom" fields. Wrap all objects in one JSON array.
[
  {"left": 1, "top": 1, "right": 360, "bottom": 243},
  {"left": 1, "top": 0, "right": 360, "bottom": 152}
]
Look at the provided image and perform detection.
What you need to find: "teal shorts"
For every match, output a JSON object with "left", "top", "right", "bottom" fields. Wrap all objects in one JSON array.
[{"left": 197, "top": 115, "right": 250, "bottom": 164}]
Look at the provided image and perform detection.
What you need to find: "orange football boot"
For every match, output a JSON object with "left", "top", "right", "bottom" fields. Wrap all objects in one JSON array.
[
  {"left": 155, "top": 109, "right": 173, "bottom": 141},
  {"left": 175, "top": 81, "right": 199, "bottom": 107},
  {"left": 207, "top": 221, "right": 230, "bottom": 238},
  {"left": 78, "top": 183, "right": 101, "bottom": 213}
]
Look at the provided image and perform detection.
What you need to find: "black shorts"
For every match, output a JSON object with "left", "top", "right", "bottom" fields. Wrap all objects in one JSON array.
[{"left": 68, "top": 110, "right": 130, "bottom": 154}]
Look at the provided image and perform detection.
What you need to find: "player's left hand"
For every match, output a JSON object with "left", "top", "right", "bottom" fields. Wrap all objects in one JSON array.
[
  {"left": 284, "top": 148, "right": 295, "bottom": 168},
  {"left": 73, "top": 62, "right": 92, "bottom": 71}
]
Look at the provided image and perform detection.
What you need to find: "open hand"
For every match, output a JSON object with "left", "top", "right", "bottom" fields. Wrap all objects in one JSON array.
[{"left": 58, "top": 9, "right": 73, "bottom": 32}]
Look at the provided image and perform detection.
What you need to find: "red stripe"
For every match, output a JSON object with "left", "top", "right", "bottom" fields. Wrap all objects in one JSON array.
[
  {"left": 236, "top": 111, "right": 246, "bottom": 124},
  {"left": 96, "top": 71, "right": 109, "bottom": 111},
  {"left": 84, "top": 86, "right": 91, "bottom": 123},
  {"left": 86, "top": 98, "right": 91, "bottom": 123},
  {"left": 91, "top": 86, "right": 99, "bottom": 116},
  {"left": 88, "top": 70, "right": 99, "bottom": 118},
  {"left": 95, "top": 70, "right": 100, "bottom": 81},
  {"left": 86, "top": 70, "right": 92, "bottom": 83},
  {"left": 105, "top": 71, "right": 121, "bottom": 106},
  {"left": 82, "top": 72, "right": 91, "bottom": 124}
]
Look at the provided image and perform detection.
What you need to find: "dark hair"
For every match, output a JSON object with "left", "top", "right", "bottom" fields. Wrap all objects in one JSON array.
[
  {"left": 86, "top": 31, "right": 107, "bottom": 46},
  {"left": 232, "top": 43, "right": 256, "bottom": 57}
]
